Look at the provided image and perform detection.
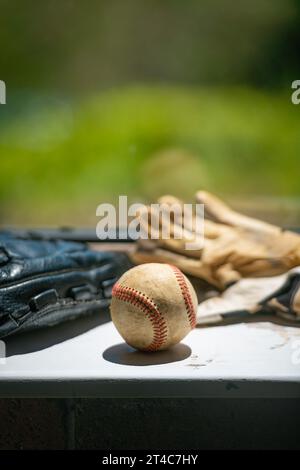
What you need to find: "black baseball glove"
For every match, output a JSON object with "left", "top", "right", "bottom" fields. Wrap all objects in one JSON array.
[{"left": 0, "top": 230, "right": 132, "bottom": 338}]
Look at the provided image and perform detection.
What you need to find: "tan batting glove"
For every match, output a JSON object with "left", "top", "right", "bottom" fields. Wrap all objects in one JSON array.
[{"left": 130, "top": 191, "right": 300, "bottom": 290}]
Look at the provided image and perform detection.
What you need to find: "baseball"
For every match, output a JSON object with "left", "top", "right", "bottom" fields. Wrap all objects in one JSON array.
[{"left": 110, "top": 263, "right": 198, "bottom": 352}]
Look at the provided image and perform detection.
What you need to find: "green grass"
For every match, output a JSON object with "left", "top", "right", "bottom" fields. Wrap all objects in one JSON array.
[{"left": 0, "top": 85, "right": 299, "bottom": 225}]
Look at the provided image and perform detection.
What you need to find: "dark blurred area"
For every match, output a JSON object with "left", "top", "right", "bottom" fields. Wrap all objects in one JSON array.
[
  {"left": 0, "top": 0, "right": 299, "bottom": 226},
  {"left": 1, "top": 0, "right": 300, "bottom": 90}
]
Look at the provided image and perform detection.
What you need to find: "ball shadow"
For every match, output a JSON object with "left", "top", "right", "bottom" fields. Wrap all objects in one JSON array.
[{"left": 102, "top": 342, "right": 192, "bottom": 366}]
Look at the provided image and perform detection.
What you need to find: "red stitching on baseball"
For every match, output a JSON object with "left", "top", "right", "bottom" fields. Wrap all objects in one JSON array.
[
  {"left": 112, "top": 283, "right": 168, "bottom": 351},
  {"left": 170, "top": 265, "right": 196, "bottom": 329}
]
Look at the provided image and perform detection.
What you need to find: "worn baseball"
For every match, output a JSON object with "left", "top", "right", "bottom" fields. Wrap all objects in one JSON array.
[{"left": 110, "top": 263, "right": 198, "bottom": 352}]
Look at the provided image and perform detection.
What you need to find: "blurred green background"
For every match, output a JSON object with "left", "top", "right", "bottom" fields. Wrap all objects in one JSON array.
[{"left": 0, "top": 0, "right": 299, "bottom": 226}]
